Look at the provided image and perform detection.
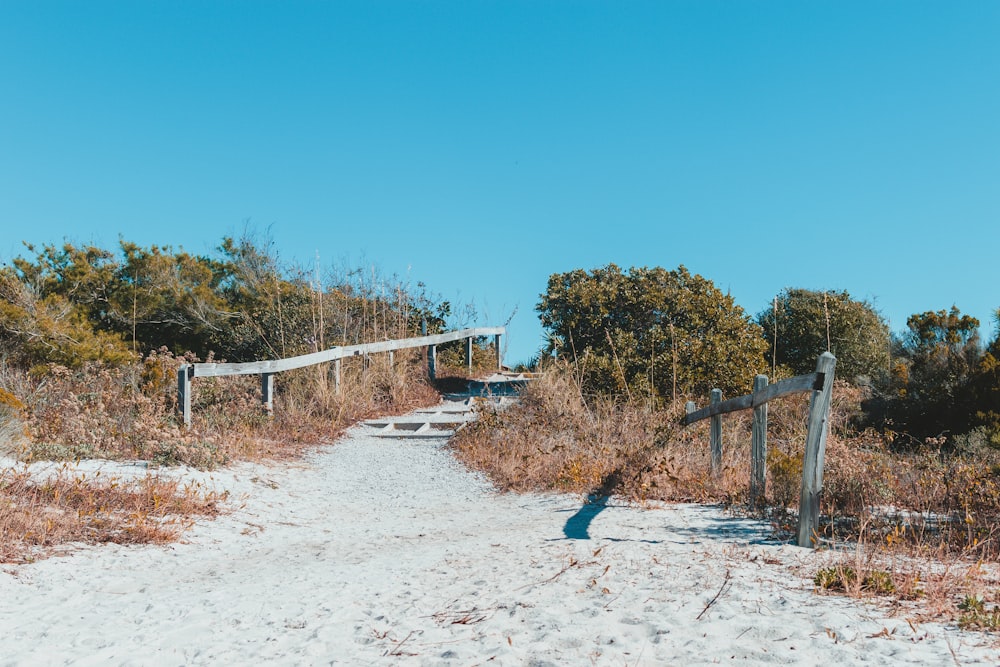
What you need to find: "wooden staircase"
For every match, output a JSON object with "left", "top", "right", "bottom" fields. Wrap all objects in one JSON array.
[{"left": 362, "top": 373, "right": 535, "bottom": 439}]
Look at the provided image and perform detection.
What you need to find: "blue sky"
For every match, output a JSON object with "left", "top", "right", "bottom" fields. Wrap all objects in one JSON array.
[{"left": 2, "top": 1, "right": 998, "bottom": 364}]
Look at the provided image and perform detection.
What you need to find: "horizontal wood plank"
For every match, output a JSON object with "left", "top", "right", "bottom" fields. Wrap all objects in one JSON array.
[
  {"left": 683, "top": 372, "right": 825, "bottom": 425},
  {"left": 189, "top": 327, "right": 505, "bottom": 378}
]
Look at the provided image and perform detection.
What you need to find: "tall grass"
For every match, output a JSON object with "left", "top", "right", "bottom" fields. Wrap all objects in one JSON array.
[
  {"left": 451, "top": 360, "right": 751, "bottom": 502},
  {"left": 0, "top": 346, "right": 445, "bottom": 469}
]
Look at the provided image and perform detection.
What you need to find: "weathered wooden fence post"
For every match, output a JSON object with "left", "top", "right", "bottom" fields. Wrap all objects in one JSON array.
[
  {"left": 466, "top": 336, "right": 474, "bottom": 372},
  {"left": 333, "top": 358, "right": 342, "bottom": 394},
  {"left": 750, "top": 374, "right": 768, "bottom": 507},
  {"left": 797, "top": 352, "right": 837, "bottom": 548},
  {"left": 428, "top": 344, "right": 437, "bottom": 380},
  {"left": 178, "top": 365, "right": 193, "bottom": 427},
  {"left": 710, "top": 388, "right": 723, "bottom": 476},
  {"left": 685, "top": 401, "right": 696, "bottom": 419},
  {"left": 494, "top": 333, "right": 503, "bottom": 370},
  {"left": 261, "top": 372, "right": 274, "bottom": 416}
]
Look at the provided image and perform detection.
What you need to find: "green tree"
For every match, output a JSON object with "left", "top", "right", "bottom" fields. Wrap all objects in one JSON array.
[
  {"left": 885, "top": 307, "right": 982, "bottom": 442},
  {"left": 900, "top": 307, "right": 981, "bottom": 402},
  {"left": 966, "top": 309, "right": 1000, "bottom": 442},
  {"left": 109, "top": 241, "right": 234, "bottom": 356},
  {"left": 757, "top": 289, "right": 890, "bottom": 383},
  {"left": 0, "top": 234, "right": 464, "bottom": 369},
  {"left": 0, "top": 244, "right": 132, "bottom": 368},
  {"left": 538, "top": 264, "right": 767, "bottom": 399}
]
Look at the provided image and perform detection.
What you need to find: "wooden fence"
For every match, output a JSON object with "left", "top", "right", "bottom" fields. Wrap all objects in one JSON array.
[
  {"left": 683, "top": 352, "right": 836, "bottom": 548},
  {"left": 177, "top": 326, "right": 506, "bottom": 427}
]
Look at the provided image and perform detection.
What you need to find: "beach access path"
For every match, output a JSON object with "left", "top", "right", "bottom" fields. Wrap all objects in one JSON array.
[{"left": 1, "top": 397, "right": 997, "bottom": 666}]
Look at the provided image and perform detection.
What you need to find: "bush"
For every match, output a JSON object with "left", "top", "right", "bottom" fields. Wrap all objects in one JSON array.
[
  {"left": 757, "top": 288, "right": 890, "bottom": 384},
  {"left": 537, "top": 264, "right": 767, "bottom": 400}
]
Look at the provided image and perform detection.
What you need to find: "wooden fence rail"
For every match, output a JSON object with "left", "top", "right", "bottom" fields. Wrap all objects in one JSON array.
[
  {"left": 177, "top": 326, "right": 506, "bottom": 427},
  {"left": 683, "top": 352, "right": 836, "bottom": 548}
]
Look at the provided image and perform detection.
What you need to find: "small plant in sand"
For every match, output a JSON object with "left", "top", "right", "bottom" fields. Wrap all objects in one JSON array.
[{"left": 958, "top": 596, "right": 1000, "bottom": 630}]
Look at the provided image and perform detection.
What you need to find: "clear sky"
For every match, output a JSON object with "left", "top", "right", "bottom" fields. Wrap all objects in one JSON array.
[{"left": 2, "top": 1, "right": 998, "bottom": 364}]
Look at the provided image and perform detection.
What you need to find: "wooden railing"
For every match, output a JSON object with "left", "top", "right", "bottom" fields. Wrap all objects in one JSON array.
[
  {"left": 177, "top": 326, "right": 506, "bottom": 427},
  {"left": 683, "top": 352, "right": 836, "bottom": 548}
]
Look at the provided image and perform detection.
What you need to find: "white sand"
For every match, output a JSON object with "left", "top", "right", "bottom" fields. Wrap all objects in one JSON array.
[{"left": 2, "top": 403, "right": 998, "bottom": 666}]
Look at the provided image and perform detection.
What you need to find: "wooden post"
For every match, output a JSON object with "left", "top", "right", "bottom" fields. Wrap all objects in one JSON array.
[
  {"left": 466, "top": 336, "right": 474, "bottom": 373},
  {"left": 177, "top": 365, "right": 192, "bottom": 427},
  {"left": 388, "top": 350, "right": 394, "bottom": 369},
  {"left": 428, "top": 344, "right": 437, "bottom": 381},
  {"left": 710, "top": 389, "right": 722, "bottom": 476},
  {"left": 797, "top": 352, "right": 837, "bottom": 548},
  {"left": 750, "top": 374, "right": 768, "bottom": 507},
  {"left": 261, "top": 372, "right": 274, "bottom": 416},
  {"left": 685, "top": 400, "right": 696, "bottom": 418},
  {"left": 333, "top": 358, "right": 342, "bottom": 395},
  {"left": 494, "top": 333, "right": 503, "bottom": 371}
]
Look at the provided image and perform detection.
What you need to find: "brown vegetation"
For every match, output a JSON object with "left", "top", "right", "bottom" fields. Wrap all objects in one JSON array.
[
  {"left": 451, "top": 361, "right": 1000, "bottom": 626},
  {"left": 0, "top": 349, "right": 466, "bottom": 563},
  {"left": 0, "top": 468, "right": 223, "bottom": 564},
  {"left": 3, "top": 348, "right": 440, "bottom": 469}
]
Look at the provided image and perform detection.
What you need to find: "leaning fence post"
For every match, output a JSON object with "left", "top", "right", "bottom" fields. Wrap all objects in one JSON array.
[
  {"left": 261, "top": 373, "right": 274, "bottom": 416},
  {"left": 466, "top": 336, "right": 474, "bottom": 373},
  {"left": 710, "top": 389, "right": 723, "bottom": 476},
  {"left": 428, "top": 344, "right": 437, "bottom": 381},
  {"left": 177, "top": 365, "right": 193, "bottom": 427},
  {"left": 797, "top": 352, "right": 837, "bottom": 548},
  {"left": 750, "top": 374, "right": 768, "bottom": 507}
]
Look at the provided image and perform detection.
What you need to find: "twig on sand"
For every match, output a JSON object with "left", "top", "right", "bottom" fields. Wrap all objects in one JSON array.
[
  {"left": 516, "top": 556, "right": 595, "bottom": 591},
  {"left": 945, "top": 636, "right": 961, "bottom": 667},
  {"left": 696, "top": 569, "right": 732, "bottom": 621},
  {"left": 384, "top": 630, "right": 422, "bottom": 657}
]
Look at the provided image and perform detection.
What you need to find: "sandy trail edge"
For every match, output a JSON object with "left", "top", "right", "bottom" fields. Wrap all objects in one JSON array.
[{"left": 1, "top": 401, "right": 998, "bottom": 666}]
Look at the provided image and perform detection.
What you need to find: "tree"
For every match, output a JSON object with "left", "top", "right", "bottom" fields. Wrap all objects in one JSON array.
[
  {"left": 900, "top": 307, "right": 981, "bottom": 402},
  {"left": 757, "top": 289, "right": 890, "bottom": 383},
  {"left": 966, "top": 309, "right": 1000, "bottom": 442},
  {"left": 109, "top": 241, "right": 234, "bottom": 356},
  {"left": 885, "top": 307, "right": 983, "bottom": 442},
  {"left": 0, "top": 234, "right": 466, "bottom": 369},
  {"left": 0, "top": 247, "right": 132, "bottom": 368},
  {"left": 537, "top": 264, "right": 767, "bottom": 399}
]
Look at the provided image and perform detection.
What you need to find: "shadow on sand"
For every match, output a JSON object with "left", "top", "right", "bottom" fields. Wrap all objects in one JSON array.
[
  {"left": 562, "top": 495, "right": 611, "bottom": 540},
  {"left": 558, "top": 496, "right": 774, "bottom": 545}
]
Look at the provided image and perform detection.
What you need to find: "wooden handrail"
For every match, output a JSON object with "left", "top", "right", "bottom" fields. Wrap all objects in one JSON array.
[
  {"left": 177, "top": 326, "right": 506, "bottom": 426},
  {"left": 682, "top": 372, "right": 825, "bottom": 425},
  {"left": 188, "top": 327, "right": 505, "bottom": 378}
]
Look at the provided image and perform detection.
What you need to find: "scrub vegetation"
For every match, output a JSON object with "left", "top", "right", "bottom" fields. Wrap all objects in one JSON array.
[
  {"left": 453, "top": 263, "right": 1000, "bottom": 626},
  {"left": 0, "top": 233, "right": 487, "bottom": 560}
]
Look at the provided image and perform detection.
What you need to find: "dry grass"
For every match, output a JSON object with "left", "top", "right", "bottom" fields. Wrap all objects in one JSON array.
[
  {"left": 450, "top": 360, "right": 753, "bottom": 503},
  {"left": 0, "top": 467, "right": 223, "bottom": 564},
  {"left": 452, "top": 361, "right": 1000, "bottom": 627},
  {"left": 1, "top": 347, "right": 441, "bottom": 469}
]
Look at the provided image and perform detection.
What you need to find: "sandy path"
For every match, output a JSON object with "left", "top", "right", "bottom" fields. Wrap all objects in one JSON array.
[{"left": 1, "top": 402, "right": 997, "bottom": 666}]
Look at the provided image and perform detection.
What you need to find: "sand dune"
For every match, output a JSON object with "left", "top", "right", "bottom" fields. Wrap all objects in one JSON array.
[{"left": 1, "top": 402, "right": 997, "bottom": 666}]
